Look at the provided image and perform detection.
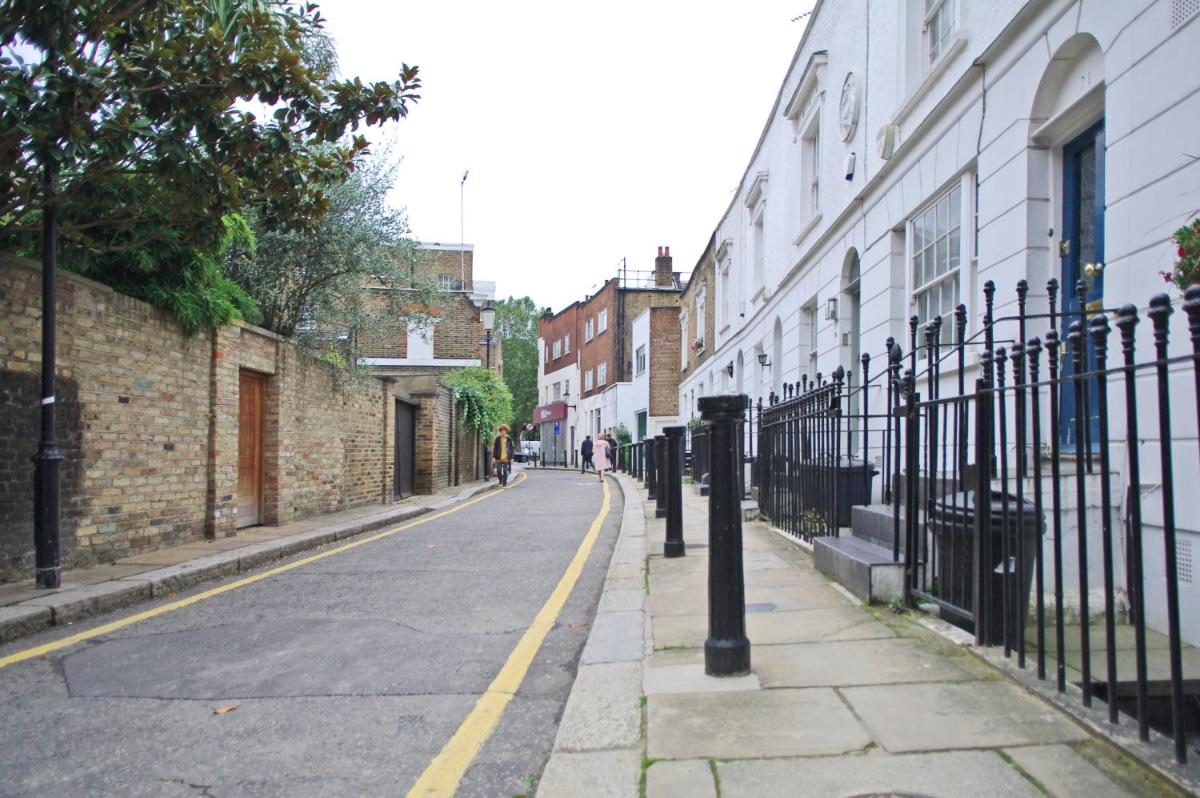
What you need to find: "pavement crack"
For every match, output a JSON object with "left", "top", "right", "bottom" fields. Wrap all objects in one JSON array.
[{"left": 159, "top": 778, "right": 215, "bottom": 797}]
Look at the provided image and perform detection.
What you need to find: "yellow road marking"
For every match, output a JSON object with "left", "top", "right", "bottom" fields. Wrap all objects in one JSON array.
[
  {"left": 407, "top": 478, "right": 613, "bottom": 798},
  {"left": 0, "top": 472, "right": 528, "bottom": 670}
]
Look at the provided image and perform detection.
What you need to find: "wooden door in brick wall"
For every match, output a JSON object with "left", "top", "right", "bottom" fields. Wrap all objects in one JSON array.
[
  {"left": 237, "top": 371, "right": 266, "bottom": 528},
  {"left": 395, "top": 399, "right": 416, "bottom": 499}
]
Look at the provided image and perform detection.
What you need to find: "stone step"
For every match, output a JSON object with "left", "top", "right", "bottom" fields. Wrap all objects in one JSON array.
[
  {"left": 850, "top": 503, "right": 905, "bottom": 554},
  {"left": 813, "top": 534, "right": 904, "bottom": 603}
]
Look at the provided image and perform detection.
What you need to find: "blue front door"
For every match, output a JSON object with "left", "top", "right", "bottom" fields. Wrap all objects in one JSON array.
[{"left": 1059, "top": 120, "right": 1105, "bottom": 451}]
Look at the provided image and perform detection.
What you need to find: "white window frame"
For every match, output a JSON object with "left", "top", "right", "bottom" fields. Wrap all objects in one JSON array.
[
  {"left": 584, "top": 369, "right": 594, "bottom": 390},
  {"left": 924, "top": 0, "right": 958, "bottom": 66},
  {"left": 680, "top": 310, "right": 690, "bottom": 369},
  {"left": 437, "top": 274, "right": 460, "bottom": 291},
  {"left": 598, "top": 361, "right": 607, "bottom": 385},
  {"left": 553, "top": 382, "right": 562, "bottom": 400},
  {"left": 564, "top": 333, "right": 571, "bottom": 353},
  {"left": 635, "top": 345, "right": 647, "bottom": 376},
  {"left": 695, "top": 285, "right": 707, "bottom": 346},
  {"left": 598, "top": 309, "right": 608, "bottom": 334},
  {"left": 800, "top": 110, "right": 821, "bottom": 223},
  {"left": 909, "top": 179, "right": 967, "bottom": 351},
  {"left": 552, "top": 339, "right": 562, "bottom": 359},
  {"left": 585, "top": 318, "right": 595, "bottom": 341}
]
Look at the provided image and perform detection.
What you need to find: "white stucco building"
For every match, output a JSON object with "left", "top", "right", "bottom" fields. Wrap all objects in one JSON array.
[{"left": 677, "top": 0, "right": 1200, "bottom": 643}]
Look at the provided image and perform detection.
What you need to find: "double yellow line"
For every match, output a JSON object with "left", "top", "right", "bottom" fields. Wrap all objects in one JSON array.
[
  {"left": 407, "top": 478, "right": 613, "bottom": 797},
  {"left": 0, "top": 473, "right": 526, "bottom": 671}
]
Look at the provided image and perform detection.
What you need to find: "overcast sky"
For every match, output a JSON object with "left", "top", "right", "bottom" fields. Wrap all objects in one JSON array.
[{"left": 318, "top": 0, "right": 814, "bottom": 311}]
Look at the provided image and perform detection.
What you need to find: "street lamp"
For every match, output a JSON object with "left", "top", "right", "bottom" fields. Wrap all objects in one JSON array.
[
  {"left": 481, "top": 300, "right": 496, "bottom": 369},
  {"left": 757, "top": 351, "right": 771, "bottom": 368}
]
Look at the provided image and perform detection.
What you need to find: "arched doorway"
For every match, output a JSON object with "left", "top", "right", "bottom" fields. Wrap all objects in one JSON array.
[{"left": 1030, "top": 33, "right": 1104, "bottom": 450}]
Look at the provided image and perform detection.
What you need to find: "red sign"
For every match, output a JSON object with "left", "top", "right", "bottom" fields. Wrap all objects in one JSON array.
[{"left": 533, "top": 401, "right": 569, "bottom": 423}]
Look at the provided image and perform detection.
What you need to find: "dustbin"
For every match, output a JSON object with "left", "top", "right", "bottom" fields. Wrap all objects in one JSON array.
[
  {"left": 832, "top": 457, "right": 878, "bottom": 527},
  {"left": 929, "top": 490, "right": 1043, "bottom": 645}
]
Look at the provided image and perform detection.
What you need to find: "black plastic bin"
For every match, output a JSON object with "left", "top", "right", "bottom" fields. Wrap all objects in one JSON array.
[
  {"left": 929, "top": 490, "right": 1043, "bottom": 645},
  {"left": 832, "top": 457, "right": 878, "bottom": 527}
]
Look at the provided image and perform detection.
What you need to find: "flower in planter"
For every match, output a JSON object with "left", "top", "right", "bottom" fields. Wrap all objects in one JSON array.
[
  {"left": 690, "top": 337, "right": 705, "bottom": 353},
  {"left": 1162, "top": 217, "right": 1200, "bottom": 291}
]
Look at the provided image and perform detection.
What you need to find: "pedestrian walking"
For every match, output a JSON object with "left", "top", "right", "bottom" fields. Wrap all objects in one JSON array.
[
  {"left": 492, "top": 424, "right": 513, "bottom": 486},
  {"left": 593, "top": 434, "right": 611, "bottom": 482},
  {"left": 580, "top": 435, "right": 594, "bottom": 473}
]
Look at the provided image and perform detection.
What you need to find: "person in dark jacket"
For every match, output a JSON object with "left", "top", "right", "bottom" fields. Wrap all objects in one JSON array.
[
  {"left": 492, "top": 424, "right": 513, "bottom": 486},
  {"left": 580, "top": 435, "right": 594, "bottom": 473}
]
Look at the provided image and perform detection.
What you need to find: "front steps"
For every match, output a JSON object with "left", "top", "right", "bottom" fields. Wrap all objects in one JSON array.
[{"left": 813, "top": 503, "right": 904, "bottom": 603}]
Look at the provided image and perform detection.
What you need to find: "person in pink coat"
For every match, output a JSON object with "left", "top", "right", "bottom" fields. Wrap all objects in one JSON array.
[{"left": 592, "top": 435, "right": 611, "bottom": 482}]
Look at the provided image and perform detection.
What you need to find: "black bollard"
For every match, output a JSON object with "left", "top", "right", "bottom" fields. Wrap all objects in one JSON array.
[
  {"left": 700, "top": 394, "right": 751, "bottom": 676},
  {"left": 645, "top": 437, "right": 657, "bottom": 499},
  {"left": 654, "top": 434, "right": 668, "bottom": 519},
  {"left": 664, "top": 425, "right": 686, "bottom": 557}
]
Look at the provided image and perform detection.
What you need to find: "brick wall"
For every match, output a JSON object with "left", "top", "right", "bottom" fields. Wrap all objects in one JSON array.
[
  {"left": 680, "top": 236, "right": 716, "bottom": 376},
  {"left": 0, "top": 254, "right": 477, "bottom": 582},
  {"left": 540, "top": 303, "right": 580, "bottom": 378},
  {"left": 579, "top": 281, "right": 618, "bottom": 399},
  {"left": 619, "top": 287, "right": 679, "bottom": 381},
  {"left": 648, "top": 306, "right": 681, "bottom": 417}
]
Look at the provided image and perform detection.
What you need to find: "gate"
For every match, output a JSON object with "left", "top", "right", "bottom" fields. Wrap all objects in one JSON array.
[{"left": 395, "top": 399, "right": 415, "bottom": 499}]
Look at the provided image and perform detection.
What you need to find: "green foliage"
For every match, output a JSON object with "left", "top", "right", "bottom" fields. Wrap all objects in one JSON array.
[
  {"left": 612, "top": 423, "right": 632, "bottom": 446},
  {"left": 227, "top": 149, "right": 446, "bottom": 368},
  {"left": 494, "top": 296, "right": 547, "bottom": 428},
  {"left": 1, "top": 0, "right": 421, "bottom": 326},
  {"left": 1163, "top": 216, "right": 1200, "bottom": 291},
  {"left": 687, "top": 416, "right": 704, "bottom": 430},
  {"left": 443, "top": 367, "right": 514, "bottom": 443}
]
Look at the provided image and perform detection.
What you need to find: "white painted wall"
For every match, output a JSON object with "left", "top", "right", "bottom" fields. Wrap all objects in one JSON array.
[{"left": 676, "top": 0, "right": 1200, "bottom": 643}]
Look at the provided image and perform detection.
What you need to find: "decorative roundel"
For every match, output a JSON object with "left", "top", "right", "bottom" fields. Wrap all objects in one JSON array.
[{"left": 839, "top": 72, "right": 860, "bottom": 142}]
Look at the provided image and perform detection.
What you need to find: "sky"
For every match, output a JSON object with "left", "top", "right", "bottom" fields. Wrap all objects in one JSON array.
[{"left": 317, "top": 0, "right": 815, "bottom": 312}]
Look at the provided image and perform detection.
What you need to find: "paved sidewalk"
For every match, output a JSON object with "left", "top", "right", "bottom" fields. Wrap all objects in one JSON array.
[
  {"left": 538, "top": 472, "right": 1183, "bottom": 798},
  {"left": 0, "top": 476, "right": 502, "bottom": 644}
]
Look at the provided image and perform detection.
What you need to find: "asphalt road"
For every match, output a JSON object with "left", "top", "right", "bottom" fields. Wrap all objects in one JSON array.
[{"left": 0, "top": 469, "right": 622, "bottom": 797}]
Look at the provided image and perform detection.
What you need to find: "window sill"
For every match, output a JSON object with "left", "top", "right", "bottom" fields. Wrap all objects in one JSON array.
[
  {"left": 792, "top": 212, "right": 823, "bottom": 247},
  {"left": 893, "top": 33, "right": 967, "bottom": 131}
]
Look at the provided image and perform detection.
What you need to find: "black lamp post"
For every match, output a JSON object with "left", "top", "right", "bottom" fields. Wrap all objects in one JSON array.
[
  {"left": 33, "top": 163, "right": 62, "bottom": 589},
  {"left": 480, "top": 300, "right": 496, "bottom": 480}
]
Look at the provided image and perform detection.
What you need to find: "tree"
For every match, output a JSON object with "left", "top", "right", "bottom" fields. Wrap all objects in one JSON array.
[
  {"left": 0, "top": 0, "right": 421, "bottom": 328},
  {"left": 442, "top": 367, "right": 513, "bottom": 443},
  {"left": 226, "top": 149, "right": 446, "bottom": 366},
  {"left": 495, "top": 296, "right": 546, "bottom": 431}
]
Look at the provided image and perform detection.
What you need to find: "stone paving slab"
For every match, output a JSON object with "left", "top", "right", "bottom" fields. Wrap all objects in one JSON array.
[
  {"left": 1004, "top": 744, "right": 1136, "bottom": 798},
  {"left": 581, "top": 610, "right": 644, "bottom": 665},
  {"left": 841, "top": 681, "right": 1090, "bottom": 752},
  {"left": 597, "top": 588, "right": 646, "bottom": 613},
  {"left": 553, "top": 662, "right": 642, "bottom": 752},
  {"left": 652, "top": 606, "right": 895, "bottom": 649},
  {"left": 646, "top": 688, "right": 871, "bottom": 760},
  {"left": 535, "top": 749, "right": 640, "bottom": 798},
  {"left": 645, "top": 759, "right": 717, "bottom": 798},
  {"left": 716, "top": 750, "right": 1042, "bottom": 798},
  {"left": 643, "top": 662, "right": 760, "bottom": 695},
  {"left": 752, "top": 637, "right": 976, "bottom": 688}
]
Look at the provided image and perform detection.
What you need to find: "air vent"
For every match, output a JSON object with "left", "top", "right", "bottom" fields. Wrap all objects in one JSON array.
[
  {"left": 1178, "top": 538, "right": 1194, "bottom": 585},
  {"left": 1172, "top": 0, "right": 1199, "bottom": 29}
]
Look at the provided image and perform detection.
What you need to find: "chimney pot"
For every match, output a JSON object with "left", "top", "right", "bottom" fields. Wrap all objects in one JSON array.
[{"left": 665, "top": 246, "right": 670, "bottom": 256}]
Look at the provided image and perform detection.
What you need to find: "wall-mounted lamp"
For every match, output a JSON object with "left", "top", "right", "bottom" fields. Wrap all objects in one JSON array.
[
  {"left": 725, "top": 361, "right": 735, "bottom": 378},
  {"left": 757, "top": 351, "right": 771, "bottom": 368},
  {"left": 825, "top": 297, "right": 839, "bottom": 321}
]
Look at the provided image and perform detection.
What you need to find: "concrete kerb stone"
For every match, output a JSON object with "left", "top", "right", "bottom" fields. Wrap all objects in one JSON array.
[
  {"left": 0, "top": 605, "right": 52, "bottom": 643},
  {"left": 0, "top": 483, "right": 501, "bottom": 646},
  {"left": 541, "top": 472, "right": 646, "bottom": 798}
]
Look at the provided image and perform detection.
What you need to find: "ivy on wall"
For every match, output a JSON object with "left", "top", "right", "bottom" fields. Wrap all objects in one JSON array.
[{"left": 442, "top": 367, "right": 513, "bottom": 443}]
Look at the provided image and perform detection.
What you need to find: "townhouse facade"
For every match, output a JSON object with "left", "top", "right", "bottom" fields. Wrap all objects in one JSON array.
[
  {"left": 676, "top": 0, "right": 1200, "bottom": 645},
  {"left": 536, "top": 248, "right": 684, "bottom": 462}
]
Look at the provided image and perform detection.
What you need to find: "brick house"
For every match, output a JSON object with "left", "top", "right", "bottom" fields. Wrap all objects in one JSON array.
[
  {"left": 536, "top": 247, "right": 683, "bottom": 458},
  {"left": 359, "top": 242, "right": 502, "bottom": 378},
  {"left": 676, "top": 235, "right": 717, "bottom": 421}
]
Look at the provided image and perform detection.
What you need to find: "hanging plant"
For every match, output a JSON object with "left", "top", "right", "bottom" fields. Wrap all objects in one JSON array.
[
  {"left": 1161, "top": 216, "right": 1200, "bottom": 291},
  {"left": 691, "top": 336, "right": 705, "bottom": 353},
  {"left": 443, "top": 367, "right": 514, "bottom": 442}
]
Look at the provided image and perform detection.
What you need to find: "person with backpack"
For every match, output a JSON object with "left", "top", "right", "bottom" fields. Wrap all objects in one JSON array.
[{"left": 492, "top": 424, "right": 514, "bottom": 486}]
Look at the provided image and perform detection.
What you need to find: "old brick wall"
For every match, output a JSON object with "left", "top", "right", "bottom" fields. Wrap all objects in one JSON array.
[
  {"left": 680, "top": 238, "right": 716, "bottom": 376},
  {"left": 540, "top": 303, "right": 580, "bottom": 378},
  {"left": 579, "top": 281, "right": 618, "bottom": 399},
  {"left": 0, "top": 255, "right": 402, "bottom": 581},
  {"left": 648, "top": 306, "right": 682, "bottom": 417},
  {"left": 618, "top": 287, "right": 679, "bottom": 381}
]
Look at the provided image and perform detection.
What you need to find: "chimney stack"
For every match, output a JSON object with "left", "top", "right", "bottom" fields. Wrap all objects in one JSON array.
[{"left": 654, "top": 245, "right": 674, "bottom": 288}]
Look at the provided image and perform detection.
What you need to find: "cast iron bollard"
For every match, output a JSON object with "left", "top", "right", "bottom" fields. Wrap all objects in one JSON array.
[
  {"left": 645, "top": 437, "right": 657, "bottom": 499},
  {"left": 654, "top": 434, "right": 668, "bottom": 519},
  {"left": 663, "top": 425, "right": 686, "bottom": 558},
  {"left": 700, "top": 393, "right": 751, "bottom": 676}
]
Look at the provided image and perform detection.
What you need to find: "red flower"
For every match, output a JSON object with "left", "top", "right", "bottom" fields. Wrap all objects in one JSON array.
[{"left": 1181, "top": 247, "right": 1189, "bottom": 258}]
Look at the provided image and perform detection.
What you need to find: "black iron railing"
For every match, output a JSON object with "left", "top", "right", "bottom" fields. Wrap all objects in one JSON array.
[{"left": 740, "top": 276, "right": 1200, "bottom": 764}]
